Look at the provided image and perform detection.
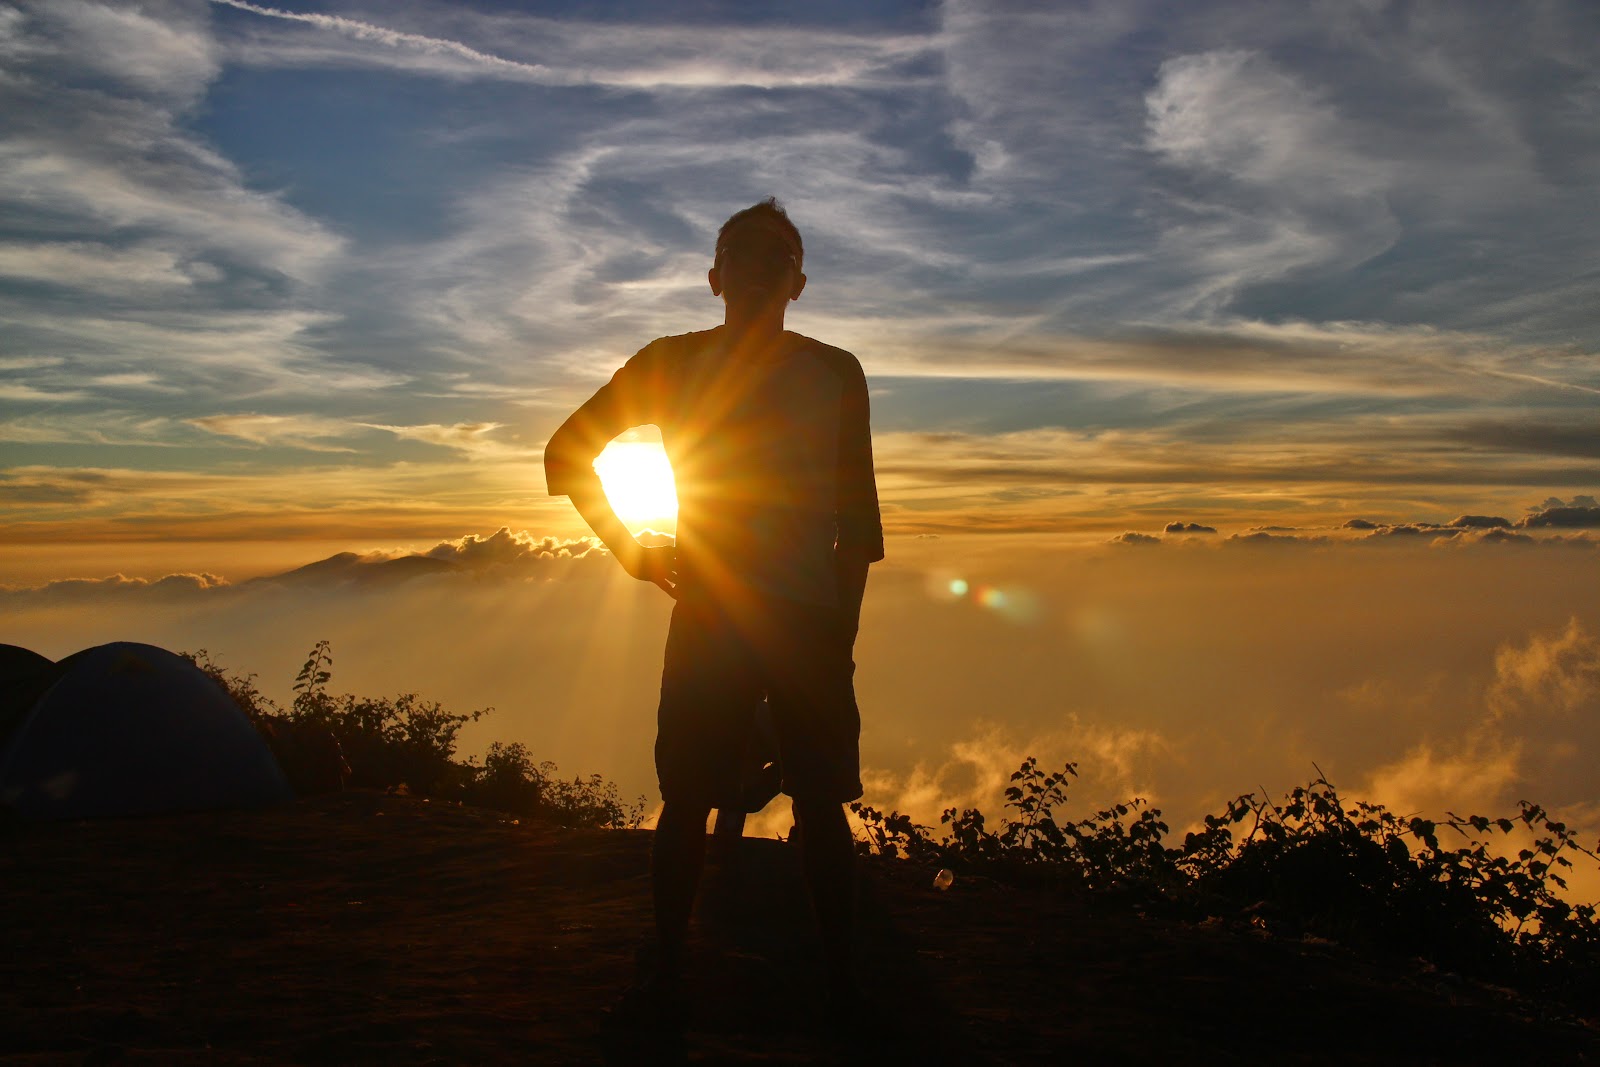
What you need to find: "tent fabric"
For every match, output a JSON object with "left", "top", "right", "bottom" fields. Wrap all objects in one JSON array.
[
  {"left": 0, "top": 644, "right": 62, "bottom": 752},
  {"left": 0, "top": 642, "right": 291, "bottom": 819},
  {"left": 0, "top": 643, "right": 55, "bottom": 683}
]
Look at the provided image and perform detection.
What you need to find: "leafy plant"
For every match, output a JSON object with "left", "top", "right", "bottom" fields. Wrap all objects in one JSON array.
[
  {"left": 856, "top": 756, "right": 1175, "bottom": 892},
  {"left": 186, "top": 648, "right": 279, "bottom": 725},
  {"left": 286, "top": 640, "right": 483, "bottom": 795},
  {"left": 852, "top": 757, "right": 1600, "bottom": 1004},
  {"left": 185, "top": 643, "right": 645, "bottom": 830},
  {"left": 461, "top": 740, "right": 645, "bottom": 830}
]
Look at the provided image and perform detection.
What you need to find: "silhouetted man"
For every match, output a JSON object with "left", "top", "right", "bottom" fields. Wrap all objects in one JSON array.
[{"left": 545, "top": 198, "right": 882, "bottom": 1026}]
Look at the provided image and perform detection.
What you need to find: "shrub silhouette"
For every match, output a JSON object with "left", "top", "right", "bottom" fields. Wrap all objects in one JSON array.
[
  {"left": 853, "top": 757, "right": 1600, "bottom": 1005},
  {"left": 470, "top": 739, "right": 645, "bottom": 830},
  {"left": 287, "top": 640, "right": 479, "bottom": 796},
  {"left": 189, "top": 644, "right": 1600, "bottom": 999},
  {"left": 186, "top": 643, "right": 644, "bottom": 830}
]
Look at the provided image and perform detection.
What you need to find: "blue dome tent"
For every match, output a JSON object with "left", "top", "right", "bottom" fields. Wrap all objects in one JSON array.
[{"left": 0, "top": 642, "right": 291, "bottom": 819}]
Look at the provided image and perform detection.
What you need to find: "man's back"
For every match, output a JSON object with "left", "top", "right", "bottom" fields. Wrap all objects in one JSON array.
[{"left": 545, "top": 325, "right": 882, "bottom": 607}]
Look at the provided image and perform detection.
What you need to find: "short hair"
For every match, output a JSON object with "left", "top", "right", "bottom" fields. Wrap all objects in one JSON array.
[{"left": 715, "top": 197, "right": 803, "bottom": 271}]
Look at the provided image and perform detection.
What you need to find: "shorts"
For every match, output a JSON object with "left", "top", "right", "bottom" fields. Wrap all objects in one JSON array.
[{"left": 655, "top": 592, "right": 863, "bottom": 807}]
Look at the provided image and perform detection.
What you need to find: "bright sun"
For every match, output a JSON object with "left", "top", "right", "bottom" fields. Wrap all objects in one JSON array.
[{"left": 593, "top": 440, "right": 679, "bottom": 526}]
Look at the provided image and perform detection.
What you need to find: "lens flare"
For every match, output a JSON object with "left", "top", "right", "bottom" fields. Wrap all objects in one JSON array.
[
  {"left": 925, "top": 570, "right": 1042, "bottom": 624},
  {"left": 988, "top": 587, "right": 1041, "bottom": 624}
]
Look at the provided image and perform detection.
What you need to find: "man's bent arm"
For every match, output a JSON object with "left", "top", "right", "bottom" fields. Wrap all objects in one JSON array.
[
  {"left": 567, "top": 472, "right": 637, "bottom": 564},
  {"left": 545, "top": 369, "right": 676, "bottom": 594},
  {"left": 565, "top": 473, "right": 675, "bottom": 593}
]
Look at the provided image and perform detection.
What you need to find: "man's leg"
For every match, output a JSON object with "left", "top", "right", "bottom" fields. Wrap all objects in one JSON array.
[
  {"left": 792, "top": 797, "right": 855, "bottom": 997},
  {"left": 762, "top": 601, "right": 863, "bottom": 1002},
  {"left": 709, "top": 806, "right": 746, "bottom": 861},
  {"left": 651, "top": 596, "right": 750, "bottom": 983},
  {"left": 651, "top": 798, "right": 713, "bottom": 984}
]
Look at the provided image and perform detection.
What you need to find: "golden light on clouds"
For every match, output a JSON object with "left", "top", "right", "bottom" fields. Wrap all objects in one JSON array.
[{"left": 592, "top": 440, "right": 678, "bottom": 528}]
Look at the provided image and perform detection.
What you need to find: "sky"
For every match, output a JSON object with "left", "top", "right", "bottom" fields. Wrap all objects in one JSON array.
[{"left": 3, "top": 1, "right": 1600, "bottom": 853}]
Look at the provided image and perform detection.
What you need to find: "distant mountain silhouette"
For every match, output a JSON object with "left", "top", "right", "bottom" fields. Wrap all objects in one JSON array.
[{"left": 248, "top": 552, "right": 458, "bottom": 589}]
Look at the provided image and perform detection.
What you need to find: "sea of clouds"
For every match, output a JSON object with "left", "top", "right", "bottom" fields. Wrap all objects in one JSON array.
[{"left": 6, "top": 502, "right": 1599, "bottom": 869}]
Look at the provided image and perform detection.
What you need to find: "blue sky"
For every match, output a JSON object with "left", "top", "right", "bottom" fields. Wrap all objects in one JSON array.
[{"left": 3, "top": 0, "right": 1599, "bottom": 556}]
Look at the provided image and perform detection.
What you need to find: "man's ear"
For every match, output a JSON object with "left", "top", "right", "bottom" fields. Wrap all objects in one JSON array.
[
  {"left": 789, "top": 271, "right": 807, "bottom": 302},
  {"left": 708, "top": 266, "right": 723, "bottom": 297}
]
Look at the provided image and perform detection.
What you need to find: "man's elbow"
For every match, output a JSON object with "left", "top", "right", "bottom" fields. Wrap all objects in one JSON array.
[{"left": 544, "top": 423, "right": 591, "bottom": 498}]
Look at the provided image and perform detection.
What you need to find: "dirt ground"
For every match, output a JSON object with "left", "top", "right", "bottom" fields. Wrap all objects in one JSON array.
[{"left": 3, "top": 792, "right": 1597, "bottom": 1064}]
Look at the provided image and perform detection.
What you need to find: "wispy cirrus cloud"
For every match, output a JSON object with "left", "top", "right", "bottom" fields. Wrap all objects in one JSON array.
[
  {"left": 0, "top": 0, "right": 359, "bottom": 452},
  {"left": 935, "top": 0, "right": 1600, "bottom": 338},
  {"left": 0, "top": 306, "right": 383, "bottom": 405},
  {"left": 0, "top": 241, "right": 213, "bottom": 294},
  {"left": 0, "top": 383, "right": 90, "bottom": 404},
  {"left": 209, "top": 0, "right": 565, "bottom": 83},
  {"left": 4, "top": 0, "right": 1599, "bottom": 550},
  {"left": 1144, "top": 49, "right": 1400, "bottom": 316},
  {"left": 212, "top": 0, "right": 937, "bottom": 89},
  {"left": 859, "top": 320, "right": 1600, "bottom": 404},
  {"left": 360, "top": 421, "right": 523, "bottom": 458},
  {"left": 188, "top": 413, "right": 361, "bottom": 451},
  {"left": 18, "top": 0, "right": 222, "bottom": 103}
]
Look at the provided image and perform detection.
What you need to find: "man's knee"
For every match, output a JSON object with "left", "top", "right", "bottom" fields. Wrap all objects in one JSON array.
[
  {"left": 657, "top": 800, "right": 714, "bottom": 838},
  {"left": 793, "top": 798, "right": 850, "bottom": 839}
]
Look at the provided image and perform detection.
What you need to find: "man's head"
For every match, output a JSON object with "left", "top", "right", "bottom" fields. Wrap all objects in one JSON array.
[{"left": 709, "top": 198, "right": 806, "bottom": 311}]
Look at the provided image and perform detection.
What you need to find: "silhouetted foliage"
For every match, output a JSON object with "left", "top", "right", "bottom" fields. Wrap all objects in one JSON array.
[
  {"left": 189, "top": 644, "right": 1600, "bottom": 1000},
  {"left": 853, "top": 757, "right": 1600, "bottom": 1005},
  {"left": 185, "top": 644, "right": 645, "bottom": 830},
  {"left": 470, "top": 739, "right": 646, "bottom": 830},
  {"left": 287, "top": 640, "right": 480, "bottom": 796}
]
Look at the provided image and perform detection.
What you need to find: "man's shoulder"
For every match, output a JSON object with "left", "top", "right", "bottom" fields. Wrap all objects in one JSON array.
[
  {"left": 785, "top": 332, "right": 866, "bottom": 386},
  {"left": 636, "top": 327, "right": 720, "bottom": 361},
  {"left": 618, "top": 329, "right": 720, "bottom": 389}
]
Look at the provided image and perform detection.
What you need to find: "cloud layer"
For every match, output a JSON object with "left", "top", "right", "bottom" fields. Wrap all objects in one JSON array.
[
  {"left": 3, "top": 0, "right": 1598, "bottom": 544},
  {"left": 5, "top": 532, "right": 1599, "bottom": 857}
]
